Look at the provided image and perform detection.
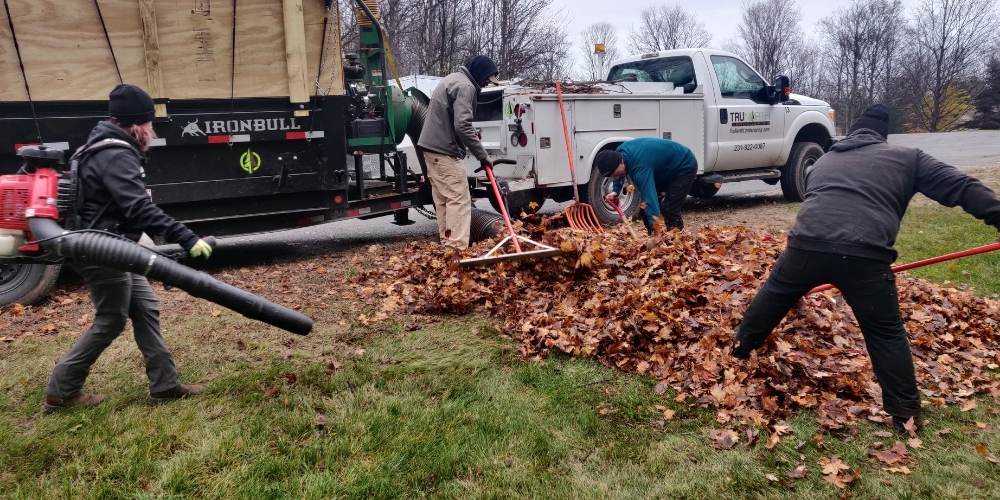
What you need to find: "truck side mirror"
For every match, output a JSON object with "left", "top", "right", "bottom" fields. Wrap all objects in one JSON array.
[{"left": 773, "top": 75, "right": 791, "bottom": 103}]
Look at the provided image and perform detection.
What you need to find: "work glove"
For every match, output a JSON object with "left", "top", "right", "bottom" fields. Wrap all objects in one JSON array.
[{"left": 189, "top": 238, "right": 214, "bottom": 259}]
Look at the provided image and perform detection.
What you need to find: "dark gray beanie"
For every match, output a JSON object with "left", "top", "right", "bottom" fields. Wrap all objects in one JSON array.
[
  {"left": 848, "top": 104, "right": 890, "bottom": 138},
  {"left": 464, "top": 55, "right": 499, "bottom": 86},
  {"left": 595, "top": 150, "right": 623, "bottom": 176},
  {"left": 108, "top": 84, "right": 155, "bottom": 126}
]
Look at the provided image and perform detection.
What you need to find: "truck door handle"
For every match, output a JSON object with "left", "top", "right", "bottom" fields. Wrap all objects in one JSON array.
[{"left": 719, "top": 108, "right": 728, "bottom": 124}]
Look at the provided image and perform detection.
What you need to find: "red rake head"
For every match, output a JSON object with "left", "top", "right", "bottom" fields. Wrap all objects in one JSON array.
[{"left": 565, "top": 203, "right": 603, "bottom": 233}]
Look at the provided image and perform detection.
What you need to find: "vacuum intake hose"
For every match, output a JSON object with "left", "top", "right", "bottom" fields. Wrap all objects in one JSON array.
[{"left": 28, "top": 218, "right": 313, "bottom": 335}]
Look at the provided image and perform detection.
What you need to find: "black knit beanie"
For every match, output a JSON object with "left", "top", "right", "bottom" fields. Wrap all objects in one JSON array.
[
  {"left": 848, "top": 104, "right": 890, "bottom": 139},
  {"left": 108, "top": 84, "right": 155, "bottom": 126},
  {"left": 595, "top": 150, "right": 623, "bottom": 176},
  {"left": 465, "top": 55, "right": 499, "bottom": 86}
]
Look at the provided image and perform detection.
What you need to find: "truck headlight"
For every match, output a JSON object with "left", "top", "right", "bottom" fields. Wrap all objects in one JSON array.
[{"left": 827, "top": 108, "right": 836, "bottom": 125}]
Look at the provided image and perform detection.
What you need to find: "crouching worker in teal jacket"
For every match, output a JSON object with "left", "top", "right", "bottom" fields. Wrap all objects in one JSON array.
[{"left": 595, "top": 137, "right": 698, "bottom": 233}]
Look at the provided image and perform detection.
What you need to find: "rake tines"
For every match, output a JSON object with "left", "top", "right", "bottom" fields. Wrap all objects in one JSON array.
[{"left": 565, "top": 202, "right": 604, "bottom": 233}]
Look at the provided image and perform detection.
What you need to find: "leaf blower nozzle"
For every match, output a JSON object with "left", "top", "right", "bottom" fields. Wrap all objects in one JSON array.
[{"left": 28, "top": 217, "right": 313, "bottom": 335}]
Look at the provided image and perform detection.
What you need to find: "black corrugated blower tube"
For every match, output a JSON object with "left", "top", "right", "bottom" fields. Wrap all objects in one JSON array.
[{"left": 29, "top": 218, "right": 313, "bottom": 335}]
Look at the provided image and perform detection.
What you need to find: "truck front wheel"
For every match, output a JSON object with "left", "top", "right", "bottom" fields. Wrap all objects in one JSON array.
[
  {"left": 781, "top": 142, "right": 824, "bottom": 202},
  {"left": 585, "top": 166, "right": 641, "bottom": 225},
  {"left": 0, "top": 263, "right": 61, "bottom": 306}
]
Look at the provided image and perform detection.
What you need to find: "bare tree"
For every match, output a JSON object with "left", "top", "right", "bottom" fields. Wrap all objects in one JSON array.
[
  {"left": 405, "top": 0, "right": 469, "bottom": 75},
  {"left": 464, "top": 0, "right": 567, "bottom": 79},
  {"left": 733, "top": 0, "right": 801, "bottom": 81},
  {"left": 579, "top": 22, "right": 619, "bottom": 80},
  {"left": 628, "top": 5, "right": 713, "bottom": 53},
  {"left": 519, "top": 12, "right": 571, "bottom": 80},
  {"left": 902, "top": 0, "right": 999, "bottom": 131},
  {"left": 818, "top": 0, "right": 905, "bottom": 129},
  {"left": 783, "top": 37, "right": 823, "bottom": 99}
]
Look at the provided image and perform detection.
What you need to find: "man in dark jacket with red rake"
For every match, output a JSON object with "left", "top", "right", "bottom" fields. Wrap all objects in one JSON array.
[
  {"left": 44, "top": 84, "right": 214, "bottom": 412},
  {"left": 732, "top": 104, "right": 1000, "bottom": 433}
]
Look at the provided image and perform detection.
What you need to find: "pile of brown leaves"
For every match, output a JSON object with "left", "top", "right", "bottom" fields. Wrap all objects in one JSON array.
[{"left": 359, "top": 224, "right": 1000, "bottom": 428}]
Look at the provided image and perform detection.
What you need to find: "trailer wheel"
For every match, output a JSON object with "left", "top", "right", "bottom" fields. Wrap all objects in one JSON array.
[
  {"left": 487, "top": 185, "right": 545, "bottom": 218},
  {"left": 781, "top": 142, "right": 824, "bottom": 202},
  {"left": 690, "top": 182, "right": 721, "bottom": 199},
  {"left": 585, "top": 166, "right": 640, "bottom": 225},
  {"left": 0, "top": 263, "right": 61, "bottom": 306}
]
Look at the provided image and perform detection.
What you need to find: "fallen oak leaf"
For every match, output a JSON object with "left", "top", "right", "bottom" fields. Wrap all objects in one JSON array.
[
  {"left": 772, "top": 422, "right": 792, "bottom": 435},
  {"left": 819, "top": 456, "right": 851, "bottom": 476},
  {"left": 884, "top": 466, "right": 912, "bottom": 475},
  {"left": 765, "top": 473, "right": 779, "bottom": 482},
  {"left": 873, "top": 441, "right": 909, "bottom": 466},
  {"left": 709, "top": 429, "right": 740, "bottom": 450},
  {"left": 787, "top": 464, "right": 808, "bottom": 479},
  {"left": 765, "top": 431, "right": 780, "bottom": 450},
  {"left": 961, "top": 400, "right": 977, "bottom": 412},
  {"left": 907, "top": 437, "right": 923, "bottom": 449}
]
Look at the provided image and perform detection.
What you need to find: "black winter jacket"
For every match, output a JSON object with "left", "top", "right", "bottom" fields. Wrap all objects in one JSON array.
[
  {"left": 788, "top": 129, "right": 1000, "bottom": 262},
  {"left": 76, "top": 121, "right": 199, "bottom": 250}
]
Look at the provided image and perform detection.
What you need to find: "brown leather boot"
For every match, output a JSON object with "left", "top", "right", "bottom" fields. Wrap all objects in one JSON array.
[
  {"left": 43, "top": 392, "right": 107, "bottom": 413},
  {"left": 150, "top": 384, "right": 205, "bottom": 403}
]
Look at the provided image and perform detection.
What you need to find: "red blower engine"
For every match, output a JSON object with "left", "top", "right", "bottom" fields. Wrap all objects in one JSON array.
[
  {"left": 0, "top": 147, "right": 65, "bottom": 254},
  {"left": 0, "top": 146, "right": 313, "bottom": 336}
]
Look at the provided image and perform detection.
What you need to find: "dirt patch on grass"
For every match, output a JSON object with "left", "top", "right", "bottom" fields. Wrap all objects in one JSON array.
[{"left": 684, "top": 192, "right": 798, "bottom": 233}]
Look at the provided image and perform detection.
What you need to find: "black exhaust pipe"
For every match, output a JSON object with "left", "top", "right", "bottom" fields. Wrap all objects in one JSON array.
[{"left": 29, "top": 218, "right": 313, "bottom": 335}]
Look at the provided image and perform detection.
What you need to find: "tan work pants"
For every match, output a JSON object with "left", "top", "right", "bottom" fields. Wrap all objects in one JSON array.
[{"left": 423, "top": 151, "right": 472, "bottom": 249}]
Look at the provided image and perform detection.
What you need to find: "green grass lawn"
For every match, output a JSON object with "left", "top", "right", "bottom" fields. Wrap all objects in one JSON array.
[
  {"left": 1, "top": 203, "right": 998, "bottom": 498},
  {"left": 895, "top": 204, "right": 1000, "bottom": 297}
]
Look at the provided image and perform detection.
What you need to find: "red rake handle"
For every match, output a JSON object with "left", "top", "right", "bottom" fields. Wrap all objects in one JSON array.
[
  {"left": 610, "top": 199, "right": 627, "bottom": 222},
  {"left": 555, "top": 81, "right": 580, "bottom": 203},
  {"left": 807, "top": 241, "right": 1000, "bottom": 295},
  {"left": 483, "top": 162, "right": 522, "bottom": 253}
]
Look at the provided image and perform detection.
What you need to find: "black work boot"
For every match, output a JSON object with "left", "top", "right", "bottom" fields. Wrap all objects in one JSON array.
[
  {"left": 732, "top": 332, "right": 755, "bottom": 359},
  {"left": 150, "top": 384, "right": 205, "bottom": 403},
  {"left": 43, "top": 392, "right": 107, "bottom": 413}
]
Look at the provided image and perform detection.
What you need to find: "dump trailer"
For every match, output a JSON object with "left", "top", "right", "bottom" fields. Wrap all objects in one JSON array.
[{"left": 0, "top": 0, "right": 437, "bottom": 305}]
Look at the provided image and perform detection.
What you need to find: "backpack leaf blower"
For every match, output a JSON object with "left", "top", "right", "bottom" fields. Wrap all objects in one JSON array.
[{"left": 0, "top": 145, "right": 313, "bottom": 335}]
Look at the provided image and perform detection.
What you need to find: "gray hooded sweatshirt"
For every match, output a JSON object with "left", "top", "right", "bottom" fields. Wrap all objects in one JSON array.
[
  {"left": 788, "top": 129, "right": 1000, "bottom": 262},
  {"left": 417, "top": 67, "right": 489, "bottom": 162}
]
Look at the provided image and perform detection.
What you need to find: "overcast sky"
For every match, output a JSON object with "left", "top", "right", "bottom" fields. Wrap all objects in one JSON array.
[{"left": 551, "top": 0, "right": 923, "bottom": 58}]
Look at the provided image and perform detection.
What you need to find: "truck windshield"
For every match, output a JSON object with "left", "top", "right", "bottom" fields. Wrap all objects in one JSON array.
[
  {"left": 710, "top": 55, "right": 766, "bottom": 101},
  {"left": 607, "top": 56, "right": 697, "bottom": 92}
]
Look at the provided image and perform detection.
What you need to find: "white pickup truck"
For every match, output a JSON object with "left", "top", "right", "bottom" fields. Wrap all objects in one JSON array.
[{"left": 466, "top": 48, "right": 837, "bottom": 223}]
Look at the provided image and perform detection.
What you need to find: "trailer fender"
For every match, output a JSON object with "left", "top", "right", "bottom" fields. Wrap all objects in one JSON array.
[{"left": 778, "top": 111, "right": 836, "bottom": 165}]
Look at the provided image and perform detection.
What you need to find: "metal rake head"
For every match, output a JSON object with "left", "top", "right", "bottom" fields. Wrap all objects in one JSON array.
[{"left": 565, "top": 202, "right": 604, "bottom": 233}]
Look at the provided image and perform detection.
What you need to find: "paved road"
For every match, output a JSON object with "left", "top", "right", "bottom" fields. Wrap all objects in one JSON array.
[
  {"left": 203, "top": 130, "right": 1000, "bottom": 263},
  {"left": 721, "top": 130, "right": 1000, "bottom": 197}
]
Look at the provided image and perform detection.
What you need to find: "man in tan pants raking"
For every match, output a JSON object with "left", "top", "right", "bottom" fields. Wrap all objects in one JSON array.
[{"left": 417, "top": 55, "right": 499, "bottom": 249}]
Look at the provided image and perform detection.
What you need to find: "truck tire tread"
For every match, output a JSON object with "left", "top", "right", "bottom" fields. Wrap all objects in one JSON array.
[
  {"left": 0, "top": 263, "right": 61, "bottom": 306},
  {"left": 781, "top": 142, "right": 824, "bottom": 202}
]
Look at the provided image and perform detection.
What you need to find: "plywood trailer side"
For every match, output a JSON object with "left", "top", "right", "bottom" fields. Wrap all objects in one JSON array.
[{"left": 0, "top": 0, "right": 343, "bottom": 104}]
